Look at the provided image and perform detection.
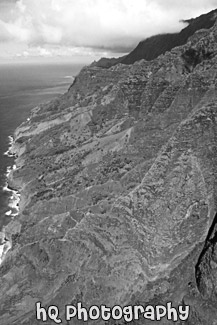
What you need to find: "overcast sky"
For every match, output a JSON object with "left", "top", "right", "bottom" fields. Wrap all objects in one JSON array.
[{"left": 0, "top": 0, "right": 216, "bottom": 63}]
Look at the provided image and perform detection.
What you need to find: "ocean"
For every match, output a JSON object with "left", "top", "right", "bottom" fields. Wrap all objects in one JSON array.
[{"left": 0, "top": 62, "right": 84, "bottom": 229}]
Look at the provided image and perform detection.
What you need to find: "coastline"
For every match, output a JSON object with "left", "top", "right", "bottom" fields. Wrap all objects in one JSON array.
[
  {"left": 0, "top": 135, "right": 20, "bottom": 264},
  {"left": 3, "top": 135, "right": 20, "bottom": 217},
  {"left": 0, "top": 65, "right": 80, "bottom": 270}
]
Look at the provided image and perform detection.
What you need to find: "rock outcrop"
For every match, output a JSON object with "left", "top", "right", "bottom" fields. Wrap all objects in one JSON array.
[{"left": 1, "top": 12, "right": 217, "bottom": 325}]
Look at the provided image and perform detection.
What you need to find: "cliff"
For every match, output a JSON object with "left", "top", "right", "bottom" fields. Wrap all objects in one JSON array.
[
  {"left": 1, "top": 12, "right": 217, "bottom": 325},
  {"left": 122, "top": 8, "right": 217, "bottom": 65},
  {"left": 95, "top": 9, "right": 217, "bottom": 68}
]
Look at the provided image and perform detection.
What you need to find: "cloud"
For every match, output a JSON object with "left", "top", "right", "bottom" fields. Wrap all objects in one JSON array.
[
  {"left": 0, "top": 0, "right": 216, "bottom": 54},
  {"left": 0, "top": 20, "right": 13, "bottom": 42},
  {"left": 15, "top": 45, "right": 111, "bottom": 59}
]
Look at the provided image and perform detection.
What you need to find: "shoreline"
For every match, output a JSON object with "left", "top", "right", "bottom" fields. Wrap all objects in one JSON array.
[
  {"left": 3, "top": 136, "right": 21, "bottom": 217},
  {"left": 3, "top": 135, "right": 16, "bottom": 158},
  {"left": 0, "top": 135, "right": 20, "bottom": 264}
]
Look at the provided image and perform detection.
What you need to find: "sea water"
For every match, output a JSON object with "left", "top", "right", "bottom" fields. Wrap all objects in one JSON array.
[{"left": 0, "top": 62, "right": 84, "bottom": 229}]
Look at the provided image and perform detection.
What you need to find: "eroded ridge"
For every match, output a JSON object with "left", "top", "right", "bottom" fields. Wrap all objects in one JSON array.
[{"left": 1, "top": 17, "right": 217, "bottom": 325}]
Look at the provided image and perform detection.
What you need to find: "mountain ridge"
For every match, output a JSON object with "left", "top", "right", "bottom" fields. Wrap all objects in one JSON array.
[
  {"left": 0, "top": 9, "right": 217, "bottom": 325},
  {"left": 94, "top": 8, "right": 217, "bottom": 68}
]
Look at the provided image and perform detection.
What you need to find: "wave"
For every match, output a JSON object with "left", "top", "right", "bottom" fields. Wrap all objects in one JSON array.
[
  {"left": 3, "top": 182, "right": 20, "bottom": 217},
  {"left": 0, "top": 135, "right": 20, "bottom": 264},
  {"left": 3, "top": 135, "right": 16, "bottom": 158},
  {"left": 3, "top": 136, "right": 20, "bottom": 218},
  {"left": 63, "top": 75, "right": 74, "bottom": 79}
]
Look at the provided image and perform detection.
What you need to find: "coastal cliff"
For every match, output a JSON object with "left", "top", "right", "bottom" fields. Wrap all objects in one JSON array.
[
  {"left": 93, "top": 9, "right": 217, "bottom": 68},
  {"left": 1, "top": 12, "right": 217, "bottom": 325}
]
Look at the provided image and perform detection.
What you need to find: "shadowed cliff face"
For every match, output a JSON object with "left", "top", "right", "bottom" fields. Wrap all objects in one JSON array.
[
  {"left": 94, "top": 9, "right": 217, "bottom": 68},
  {"left": 121, "top": 9, "right": 217, "bottom": 66},
  {"left": 1, "top": 17, "right": 217, "bottom": 325}
]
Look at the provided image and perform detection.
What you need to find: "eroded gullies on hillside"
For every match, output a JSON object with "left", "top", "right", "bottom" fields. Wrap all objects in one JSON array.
[{"left": 0, "top": 11, "right": 217, "bottom": 325}]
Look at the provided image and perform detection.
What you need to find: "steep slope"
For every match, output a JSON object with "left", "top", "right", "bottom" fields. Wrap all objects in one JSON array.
[
  {"left": 122, "top": 8, "right": 217, "bottom": 65},
  {"left": 0, "top": 17, "right": 217, "bottom": 325},
  {"left": 95, "top": 8, "right": 217, "bottom": 68}
]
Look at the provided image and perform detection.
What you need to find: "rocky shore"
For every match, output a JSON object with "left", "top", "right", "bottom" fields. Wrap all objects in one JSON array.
[{"left": 0, "top": 15, "right": 217, "bottom": 325}]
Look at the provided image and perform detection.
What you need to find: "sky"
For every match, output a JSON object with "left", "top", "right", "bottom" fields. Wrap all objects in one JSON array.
[{"left": 0, "top": 0, "right": 216, "bottom": 64}]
